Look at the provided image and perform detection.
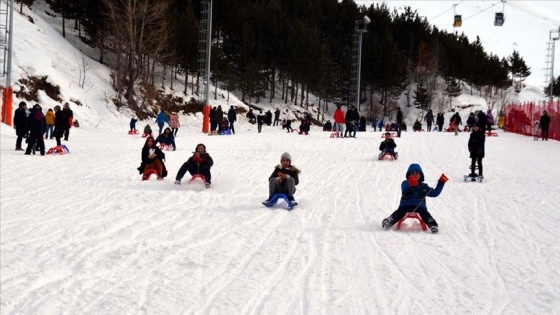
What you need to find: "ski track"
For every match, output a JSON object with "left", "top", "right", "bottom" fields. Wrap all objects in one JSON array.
[{"left": 2, "top": 125, "right": 560, "bottom": 314}]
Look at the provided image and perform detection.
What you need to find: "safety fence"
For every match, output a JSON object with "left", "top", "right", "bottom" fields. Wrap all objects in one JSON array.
[{"left": 503, "top": 100, "right": 560, "bottom": 141}]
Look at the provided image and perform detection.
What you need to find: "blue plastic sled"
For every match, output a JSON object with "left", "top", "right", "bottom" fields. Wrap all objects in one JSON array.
[{"left": 264, "top": 193, "right": 296, "bottom": 210}]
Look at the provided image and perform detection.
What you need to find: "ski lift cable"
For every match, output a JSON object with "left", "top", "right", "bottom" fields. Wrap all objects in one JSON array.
[
  {"left": 463, "top": 1, "right": 502, "bottom": 22},
  {"left": 429, "top": 1, "right": 464, "bottom": 21}
]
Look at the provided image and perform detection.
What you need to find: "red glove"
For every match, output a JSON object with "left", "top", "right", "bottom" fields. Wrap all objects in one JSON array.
[
  {"left": 193, "top": 155, "right": 203, "bottom": 163},
  {"left": 439, "top": 173, "right": 449, "bottom": 183},
  {"left": 408, "top": 176, "right": 418, "bottom": 187}
]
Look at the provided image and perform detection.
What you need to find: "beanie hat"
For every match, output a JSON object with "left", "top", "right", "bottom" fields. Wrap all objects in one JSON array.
[{"left": 281, "top": 152, "right": 291, "bottom": 161}]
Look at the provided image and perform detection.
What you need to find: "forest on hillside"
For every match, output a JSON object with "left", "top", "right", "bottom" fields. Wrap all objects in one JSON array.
[{"left": 17, "top": 0, "right": 555, "bottom": 120}]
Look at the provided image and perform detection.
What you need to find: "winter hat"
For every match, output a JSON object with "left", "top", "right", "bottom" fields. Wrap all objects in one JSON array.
[
  {"left": 281, "top": 152, "right": 291, "bottom": 161},
  {"left": 54, "top": 105, "right": 61, "bottom": 111}
]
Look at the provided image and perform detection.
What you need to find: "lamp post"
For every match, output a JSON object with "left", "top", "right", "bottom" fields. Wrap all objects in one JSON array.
[
  {"left": 354, "top": 15, "right": 370, "bottom": 112},
  {"left": 549, "top": 27, "right": 559, "bottom": 103}
]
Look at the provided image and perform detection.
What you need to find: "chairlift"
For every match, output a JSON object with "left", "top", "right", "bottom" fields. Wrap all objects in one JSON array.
[
  {"left": 453, "top": 4, "right": 462, "bottom": 27},
  {"left": 454, "top": 15, "right": 462, "bottom": 27},
  {"left": 494, "top": 1, "right": 505, "bottom": 26}
]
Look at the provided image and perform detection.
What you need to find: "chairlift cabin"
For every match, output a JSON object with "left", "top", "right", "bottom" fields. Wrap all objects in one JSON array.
[
  {"left": 495, "top": 1, "right": 505, "bottom": 26},
  {"left": 494, "top": 12, "right": 504, "bottom": 26},
  {"left": 454, "top": 15, "right": 462, "bottom": 27}
]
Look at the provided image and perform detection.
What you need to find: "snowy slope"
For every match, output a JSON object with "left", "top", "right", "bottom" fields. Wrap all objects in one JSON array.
[
  {"left": 1, "top": 123, "right": 560, "bottom": 314},
  {"left": 2, "top": 3, "right": 560, "bottom": 314}
]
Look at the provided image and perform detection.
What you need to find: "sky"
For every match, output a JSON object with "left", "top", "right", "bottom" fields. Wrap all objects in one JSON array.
[
  {"left": 1, "top": 2, "right": 560, "bottom": 314},
  {"left": 357, "top": 0, "right": 560, "bottom": 89}
]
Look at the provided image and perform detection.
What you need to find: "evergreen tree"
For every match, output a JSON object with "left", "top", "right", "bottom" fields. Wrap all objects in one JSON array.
[
  {"left": 15, "top": 0, "right": 36, "bottom": 14},
  {"left": 544, "top": 75, "right": 560, "bottom": 99},
  {"left": 413, "top": 79, "right": 431, "bottom": 110},
  {"left": 445, "top": 76, "right": 461, "bottom": 108}
]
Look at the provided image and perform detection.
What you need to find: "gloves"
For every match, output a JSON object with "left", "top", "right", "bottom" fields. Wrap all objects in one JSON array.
[
  {"left": 439, "top": 173, "right": 449, "bottom": 183},
  {"left": 407, "top": 176, "right": 418, "bottom": 187},
  {"left": 193, "top": 155, "right": 203, "bottom": 163}
]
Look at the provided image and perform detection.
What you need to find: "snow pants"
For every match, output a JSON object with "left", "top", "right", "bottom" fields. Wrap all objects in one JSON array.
[{"left": 268, "top": 177, "right": 296, "bottom": 199}]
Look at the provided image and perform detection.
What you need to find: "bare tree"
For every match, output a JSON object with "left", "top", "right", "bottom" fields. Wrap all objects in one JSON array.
[
  {"left": 75, "top": 51, "right": 91, "bottom": 88},
  {"left": 103, "top": 0, "right": 171, "bottom": 108}
]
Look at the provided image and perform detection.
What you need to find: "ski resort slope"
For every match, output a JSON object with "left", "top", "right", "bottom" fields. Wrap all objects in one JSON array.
[{"left": 1, "top": 123, "right": 559, "bottom": 314}]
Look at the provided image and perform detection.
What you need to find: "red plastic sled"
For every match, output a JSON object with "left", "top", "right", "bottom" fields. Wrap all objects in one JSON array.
[
  {"left": 396, "top": 212, "right": 428, "bottom": 231},
  {"left": 142, "top": 169, "right": 162, "bottom": 181}
]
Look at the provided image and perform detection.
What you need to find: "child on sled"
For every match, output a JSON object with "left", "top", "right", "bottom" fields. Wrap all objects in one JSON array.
[{"left": 382, "top": 163, "right": 448, "bottom": 233}]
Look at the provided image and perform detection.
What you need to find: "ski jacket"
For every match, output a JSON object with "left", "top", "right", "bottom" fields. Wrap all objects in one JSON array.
[
  {"left": 169, "top": 113, "right": 180, "bottom": 128},
  {"left": 156, "top": 111, "right": 169, "bottom": 125},
  {"left": 540, "top": 113, "right": 551, "bottom": 128},
  {"left": 399, "top": 164, "right": 444, "bottom": 210},
  {"left": 54, "top": 110, "right": 67, "bottom": 138},
  {"left": 379, "top": 139, "right": 397, "bottom": 151},
  {"left": 13, "top": 107, "right": 29, "bottom": 136},
  {"left": 45, "top": 110, "right": 55, "bottom": 125},
  {"left": 333, "top": 108, "right": 345, "bottom": 124},
  {"left": 468, "top": 129, "right": 486, "bottom": 158},
  {"left": 269, "top": 165, "right": 300, "bottom": 186},
  {"left": 424, "top": 111, "right": 434, "bottom": 123},
  {"left": 466, "top": 115, "right": 476, "bottom": 126},
  {"left": 396, "top": 109, "right": 403, "bottom": 123},
  {"left": 486, "top": 110, "right": 495, "bottom": 125},
  {"left": 228, "top": 108, "right": 236, "bottom": 122},
  {"left": 346, "top": 109, "right": 359, "bottom": 123}
]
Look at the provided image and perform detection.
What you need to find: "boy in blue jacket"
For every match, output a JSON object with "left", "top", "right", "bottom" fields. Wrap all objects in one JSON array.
[{"left": 382, "top": 163, "right": 448, "bottom": 233}]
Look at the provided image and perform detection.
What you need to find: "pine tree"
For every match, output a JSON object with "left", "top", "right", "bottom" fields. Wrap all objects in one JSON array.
[
  {"left": 445, "top": 76, "right": 461, "bottom": 108},
  {"left": 413, "top": 79, "right": 431, "bottom": 110}
]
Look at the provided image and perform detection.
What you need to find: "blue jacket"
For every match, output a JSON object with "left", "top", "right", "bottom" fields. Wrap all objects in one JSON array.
[
  {"left": 155, "top": 111, "right": 169, "bottom": 125},
  {"left": 399, "top": 164, "right": 444, "bottom": 210}
]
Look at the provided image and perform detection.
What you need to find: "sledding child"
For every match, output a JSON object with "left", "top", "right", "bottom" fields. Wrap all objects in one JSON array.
[
  {"left": 382, "top": 163, "right": 448, "bottom": 233},
  {"left": 533, "top": 120, "right": 540, "bottom": 141},
  {"left": 174, "top": 143, "right": 214, "bottom": 188},
  {"left": 143, "top": 124, "right": 153, "bottom": 137},
  {"left": 137, "top": 136, "right": 168, "bottom": 179},
  {"left": 262, "top": 152, "right": 301, "bottom": 206},
  {"left": 379, "top": 132, "right": 398, "bottom": 159},
  {"left": 155, "top": 127, "right": 177, "bottom": 151},
  {"left": 130, "top": 117, "right": 138, "bottom": 132}
]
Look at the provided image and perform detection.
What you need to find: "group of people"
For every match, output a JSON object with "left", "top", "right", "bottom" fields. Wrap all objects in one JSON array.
[
  {"left": 13, "top": 101, "right": 73, "bottom": 155},
  {"left": 138, "top": 137, "right": 300, "bottom": 203},
  {"left": 332, "top": 105, "right": 360, "bottom": 137}
]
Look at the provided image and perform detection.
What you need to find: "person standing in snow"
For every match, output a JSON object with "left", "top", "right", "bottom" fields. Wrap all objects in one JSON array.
[
  {"left": 396, "top": 107, "right": 403, "bottom": 137},
  {"left": 44, "top": 108, "right": 55, "bottom": 139},
  {"left": 155, "top": 109, "right": 169, "bottom": 135},
  {"left": 273, "top": 108, "right": 281, "bottom": 126},
  {"left": 130, "top": 117, "right": 138, "bottom": 132},
  {"left": 62, "top": 102, "right": 73, "bottom": 141},
  {"left": 424, "top": 109, "right": 434, "bottom": 132},
  {"left": 169, "top": 112, "right": 180, "bottom": 137},
  {"left": 53, "top": 105, "right": 66, "bottom": 146},
  {"left": 333, "top": 105, "right": 345, "bottom": 137},
  {"left": 468, "top": 123, "right": 485, "bottom": 177},
  {"left": 227, "top": 105, "right": 237, "bottom": 134},
  {"left": 174, "top": 143, "right": 214, "bottom": 188},
  {"left": 539, "top": 110, "right": 551, "bottom": 141},
  {"left": 284, "top": 109, "right": 294, "bottom": 133},
  {"left": 257, "top": 110, "right": 265, "bottom": 133},
  {"left": 486, "top": 109, "right": 495, "bottom": 132},
  {"left": 382, "top": 163, "right": 448, "bottom": 233},
  {"left": 13, "top": 101, "right": 28, "bottom": 151},
  {"left": 262, "top": 152, "right": 301, "bottom": 206},
  {"left": 24, "top": 104, "right": 46, "bottom": 155},
  {"left": 436, "top": 113, "right": 444, "bottom": 132}
]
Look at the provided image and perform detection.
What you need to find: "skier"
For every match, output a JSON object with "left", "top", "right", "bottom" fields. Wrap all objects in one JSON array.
[{"left": 382, "top": 163, "right": 448, "bottom": 233}]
